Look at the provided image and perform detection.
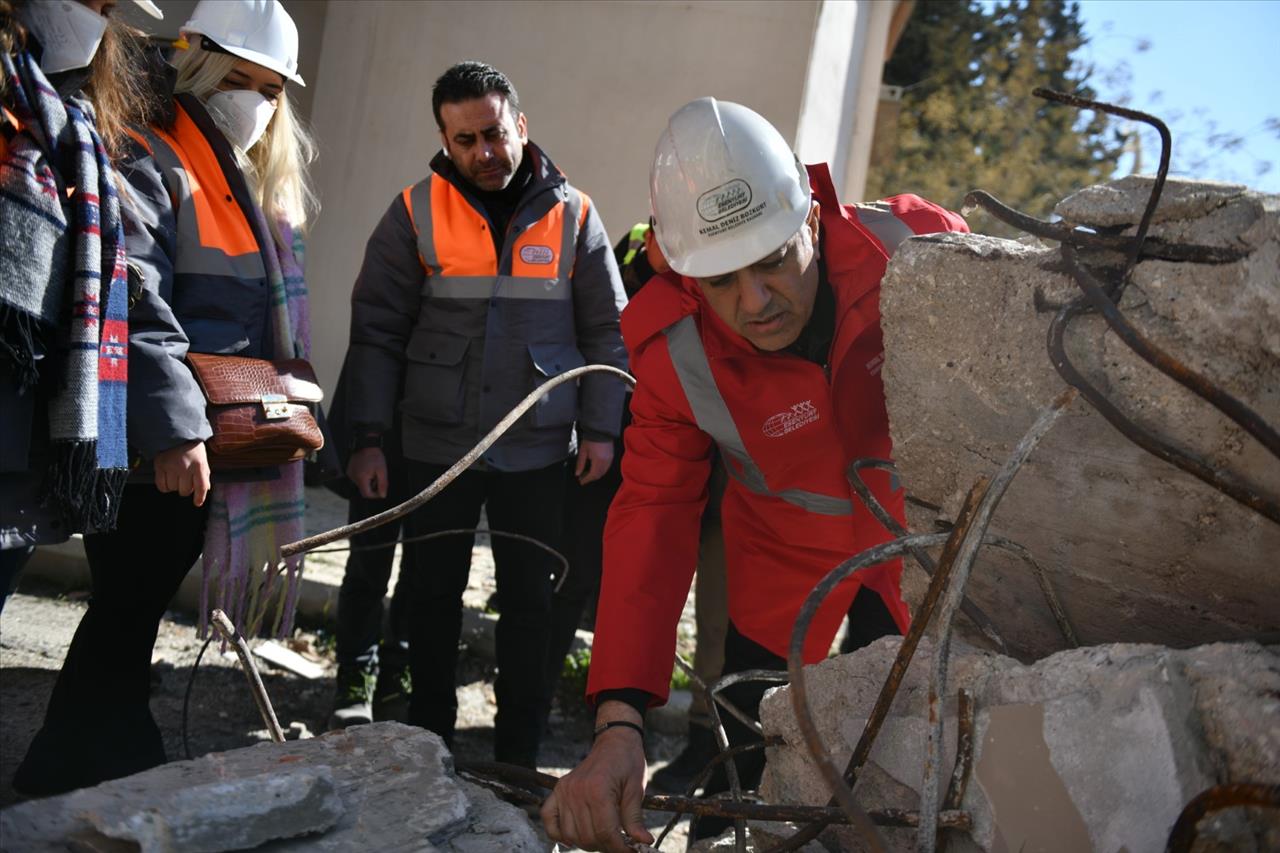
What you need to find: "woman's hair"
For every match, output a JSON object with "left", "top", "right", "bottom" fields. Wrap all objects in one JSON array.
[
  {"left": 0, "top": 0, "right": 160, "bottom": 162},
  {"left": 172, "top": 44, "right": 318, "bottom": 245}
]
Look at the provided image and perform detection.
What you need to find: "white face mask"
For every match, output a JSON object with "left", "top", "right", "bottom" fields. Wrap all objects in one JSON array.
[
  {"left": 206, "top": 89, "right": 277, "bottom": 152},
  {"left": 19, "top": 0, "right": 109, "bottom": 75}
]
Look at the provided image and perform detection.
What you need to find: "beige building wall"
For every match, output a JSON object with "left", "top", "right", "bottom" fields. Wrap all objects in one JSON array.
[{"left": 303, "top": 0, "right": 824, "bottom": 396}]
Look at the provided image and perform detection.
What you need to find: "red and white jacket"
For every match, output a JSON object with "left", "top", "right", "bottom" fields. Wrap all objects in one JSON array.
[{"left": 587, "top": 163, "right": 968, "bottom": 704}]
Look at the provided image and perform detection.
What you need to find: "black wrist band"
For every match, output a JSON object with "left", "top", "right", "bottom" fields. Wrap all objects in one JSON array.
[
  {"left": 351, "top": 432, "right": 383, "bottom": 451},
  {"left": 593, "top": 719, "right": 644, "bottom": 741}
]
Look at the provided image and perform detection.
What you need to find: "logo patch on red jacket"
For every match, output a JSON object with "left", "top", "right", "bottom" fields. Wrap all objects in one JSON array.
[
  {"left": 762, "top": 401, "right": 819, "bottom": 438},
  {"left": 519, "top": 245, "right": 555, "bottom": 265}
]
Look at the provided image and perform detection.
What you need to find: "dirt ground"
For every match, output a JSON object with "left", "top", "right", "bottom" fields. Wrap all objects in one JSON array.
[{"left": 0, "top": 519, "right": 697, "bottom": 849}]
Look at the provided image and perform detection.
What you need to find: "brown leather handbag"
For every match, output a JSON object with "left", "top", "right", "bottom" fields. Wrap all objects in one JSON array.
[{"left": 186, "top": 353, "right": 325, "bottom": 469}]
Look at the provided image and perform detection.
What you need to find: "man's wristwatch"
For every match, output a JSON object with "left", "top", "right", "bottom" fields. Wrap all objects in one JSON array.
[{"left": 351, "top": 432, "right": 383, "bottom": 451}]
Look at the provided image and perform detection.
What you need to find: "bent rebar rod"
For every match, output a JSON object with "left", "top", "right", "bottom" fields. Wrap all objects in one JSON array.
[
  {"left": 281, "top": 364, "right": 635, "bottom": 558},
  {"left": 847, "top": 459, "right": 1007, "bottom": 651},
  {"left": 784, "top": 531, "right": 955, "bottom": 853},
  {"left": 916, "top": 388, "right": 1076, "bottom": 852}
]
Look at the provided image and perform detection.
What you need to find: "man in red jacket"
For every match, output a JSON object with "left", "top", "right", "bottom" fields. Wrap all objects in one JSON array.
[{"left": 542, "top": 98, "right": 968, "bottom": 851}]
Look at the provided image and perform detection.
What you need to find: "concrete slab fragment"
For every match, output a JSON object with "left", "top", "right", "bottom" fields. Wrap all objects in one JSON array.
[
  {"left": 758, "top": 639, "right": 1278, "bottom": 852},
  {"left": 879, "top": 180, "right": 1280, "bottom": 659},
  {"left": 1054, "top": 175, "right": 1248, "bottom": 228},
  {"left": 0, "top": 723, "right": 539, "bottom": 852}
]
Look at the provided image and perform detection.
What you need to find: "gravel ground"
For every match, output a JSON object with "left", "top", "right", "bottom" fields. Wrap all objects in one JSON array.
[{"left": 0, "top": 487, "right": 700, "bottom": 849}]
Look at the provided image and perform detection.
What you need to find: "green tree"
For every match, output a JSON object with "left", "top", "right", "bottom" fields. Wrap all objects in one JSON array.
[{"left": 868, "top": 0, "right": 1125, "bottom": 236}]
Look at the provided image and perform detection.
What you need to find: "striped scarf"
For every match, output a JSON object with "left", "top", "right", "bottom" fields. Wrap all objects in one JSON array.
[
  {"left": 200, "top": 215, "right": 311, "bottom": 638},
  {"left": 0, "top": 49, "right": 128, "bottom": 531}
]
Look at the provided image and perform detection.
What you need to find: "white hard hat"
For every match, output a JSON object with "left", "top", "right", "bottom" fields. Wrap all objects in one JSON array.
[
  {"left": 182, "top": 0, "right": 305, "bottom": 87},
  {"left": 131, "top": 0, "right": 164, "bottom": 20},
  {"left": 650, "top": 97, "right": 811, "bottom": 279}
]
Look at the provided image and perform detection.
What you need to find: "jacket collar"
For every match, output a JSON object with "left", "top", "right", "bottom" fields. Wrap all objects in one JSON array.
[{"left": 429, "top": 139, "right": 567, "bottom": 201}]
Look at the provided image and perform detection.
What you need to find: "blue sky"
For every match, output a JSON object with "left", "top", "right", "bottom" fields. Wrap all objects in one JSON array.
[{"left": 1076, "top": 0, "right": 1280, "bottom": 192}]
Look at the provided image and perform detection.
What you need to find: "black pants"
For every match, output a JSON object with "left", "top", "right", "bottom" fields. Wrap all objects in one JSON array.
[
  {"left": 400, "top": 457, "right": 566, "bottom": 767},
  {"left": 543, "top": 435, "right": 624, "bottom": 709},
  {"left": 691, "top": 587, "right": 902, "bottom": 840},
  {"left": 335, "top": 476, "right": 411, "bottom": 675},
  {"left": 14, "top": 485, "right": 206, "bottom": 795}
]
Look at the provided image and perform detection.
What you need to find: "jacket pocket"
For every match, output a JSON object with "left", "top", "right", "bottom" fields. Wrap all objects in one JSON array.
[
  {"left": 401, "top": 331, "right": 470, "bottom": 425},
  {"left": 528, "top": 342, "right": 584, "bottom": 428},
  {"left": 183, "top": 318, "right": 251, "bottom": 355}
]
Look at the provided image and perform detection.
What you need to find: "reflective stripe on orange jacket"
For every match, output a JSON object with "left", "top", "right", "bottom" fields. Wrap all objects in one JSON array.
[{"left": 587, "top": 163, "right": 969, "bottom": 705}]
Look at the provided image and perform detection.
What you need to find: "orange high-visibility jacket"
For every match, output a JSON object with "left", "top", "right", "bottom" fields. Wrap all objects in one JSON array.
[{"left": 587, "top": 164, "right": 968, "bottom": 704}]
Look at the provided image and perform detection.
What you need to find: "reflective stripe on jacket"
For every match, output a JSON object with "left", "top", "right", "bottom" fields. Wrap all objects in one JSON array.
[
  {"left": 118, "top": 94, "right": 277, "bottom": 459},
  {"left": 588, "top": 163, "right": 969, "bottom": 704},
  {"left": 344, "top": 143, "right": 628, "bottom": 472}
]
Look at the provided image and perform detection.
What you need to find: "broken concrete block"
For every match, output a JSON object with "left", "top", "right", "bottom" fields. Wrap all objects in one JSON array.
[
  {"left": 758, "top": 638, "right": 1280, "bottom": 853},
  {"left": 0, "top": 723, "right": 539, "bottom": 852},
  {"left": 443, "top": 781, "right": 542, "bottom": 853},
  {"left": 1054, "top": 174, "right": 1249, "bottom": 229},
  {"left": 90, "top": 767, "right": 342, "bottom": 851},
  {"left": 879, "top": 178, "right": 1280, "bottom": 659}
]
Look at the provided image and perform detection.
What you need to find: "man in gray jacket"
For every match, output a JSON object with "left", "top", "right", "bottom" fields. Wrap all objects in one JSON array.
[{"left": 339, "top": 61, "right": 628, "bottom": 767}]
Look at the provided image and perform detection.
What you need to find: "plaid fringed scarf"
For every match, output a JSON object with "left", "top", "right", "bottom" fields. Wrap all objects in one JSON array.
[
  {"left": 0, "top": 49, "right": 128, "bottom": 531},
  {"left": 200, "top": 217, "right": 311, "bottom": 638}
]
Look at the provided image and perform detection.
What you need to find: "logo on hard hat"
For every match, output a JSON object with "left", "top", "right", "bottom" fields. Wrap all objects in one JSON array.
[
  {"left": 519, "top": 245, "right": 555, "bottom": 265},
  {"left": 762, "top": 401, "right": 819, "bottom": 438},
  {"left": 697, "top": 179, "right": 753, "bottom": 223}
]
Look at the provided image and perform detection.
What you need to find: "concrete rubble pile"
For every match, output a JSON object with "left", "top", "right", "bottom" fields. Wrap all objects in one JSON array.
[
  {"left": 758, "top": 637, "right": 1280, "bottom": 852},
  {"left": 878, "top": 175, "right": 1280, "bottom": 658},
  {"left": 0, "top": 722, "right": 541, "bottom": 852},
  {"left": 742, "top": 176, "right": 1279, "bottom": 852}
]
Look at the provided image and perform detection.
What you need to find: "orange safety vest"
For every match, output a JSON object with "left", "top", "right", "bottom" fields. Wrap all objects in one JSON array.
[
  {"left": 402, "top": 172, "right": 588, "bottom": 297},
  {"left": 129, "top": 102, "right": 266, "bottom": 284},
  {"left": 392, "top": 158, "right": 601, "bottom": 470}
]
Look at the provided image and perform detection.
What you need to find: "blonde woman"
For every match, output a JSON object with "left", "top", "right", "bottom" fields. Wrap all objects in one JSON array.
[{"left": 15, "top": 0, "right": 317, "bottom": 795}]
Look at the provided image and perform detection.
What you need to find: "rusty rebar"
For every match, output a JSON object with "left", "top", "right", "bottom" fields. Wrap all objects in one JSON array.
[
  {"left": 979, "top": 534, "right": 1078, "bottom": 647},
  {"left": 1034, "top": 92, "right": 1280, "bottom": 526},
  {"left": 280, "top": 364, "right": 635, "bottom": 558},
  {"left": 653, "top": 737, "right": 784, "bottom": 849},
  {"left": 1061, "top": 243, "right": 1280, "bottom": 461},
  {"left": 847, "top": 459, "right": 1007, "bottom": 652},
  {"left": 783, "top": 531, "right": 957, "bottom": 853},
  {"left": 1033, "top": 87, "right": 1171, "bottom": 284},
  {"left": 305, "top": 527, "right": 572, "bottom": 593},
  {"left": 917, "top": 388, "right": 1076, "bottom": 853},
  {"left": 709, "top": 669, "right": 791, "bottom": 736},
  {"left": 703, "top": 668, "right": 748, "bottom": 852},
  {"left": 208, "top": 609, "right": 285, "bottom": 744},
  {"left": 458, "top": 760, "right": 971, "bottom": 832},
  {"left": 674, "top": 654, "right": 780, "bottom": 737},
  {"left": 1047, "top": 288, "right": 1280, "bottom": 525},
  {"left": 761, "top": 487, "right": 988, "bottom": 853},
  {"left": 936, "top": 689, "right": 977, "bottom": 853},
  {"left": 1164, "top": 783, "right": 1280, "bottom": 853},
  {"left": 961, "top": 190, "right": 1247, "bottom": 265}
]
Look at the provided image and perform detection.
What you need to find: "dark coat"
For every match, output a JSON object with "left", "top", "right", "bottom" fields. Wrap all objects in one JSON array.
[{"left": 341, "top": 143, "right": 629, "bottom": 472}]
